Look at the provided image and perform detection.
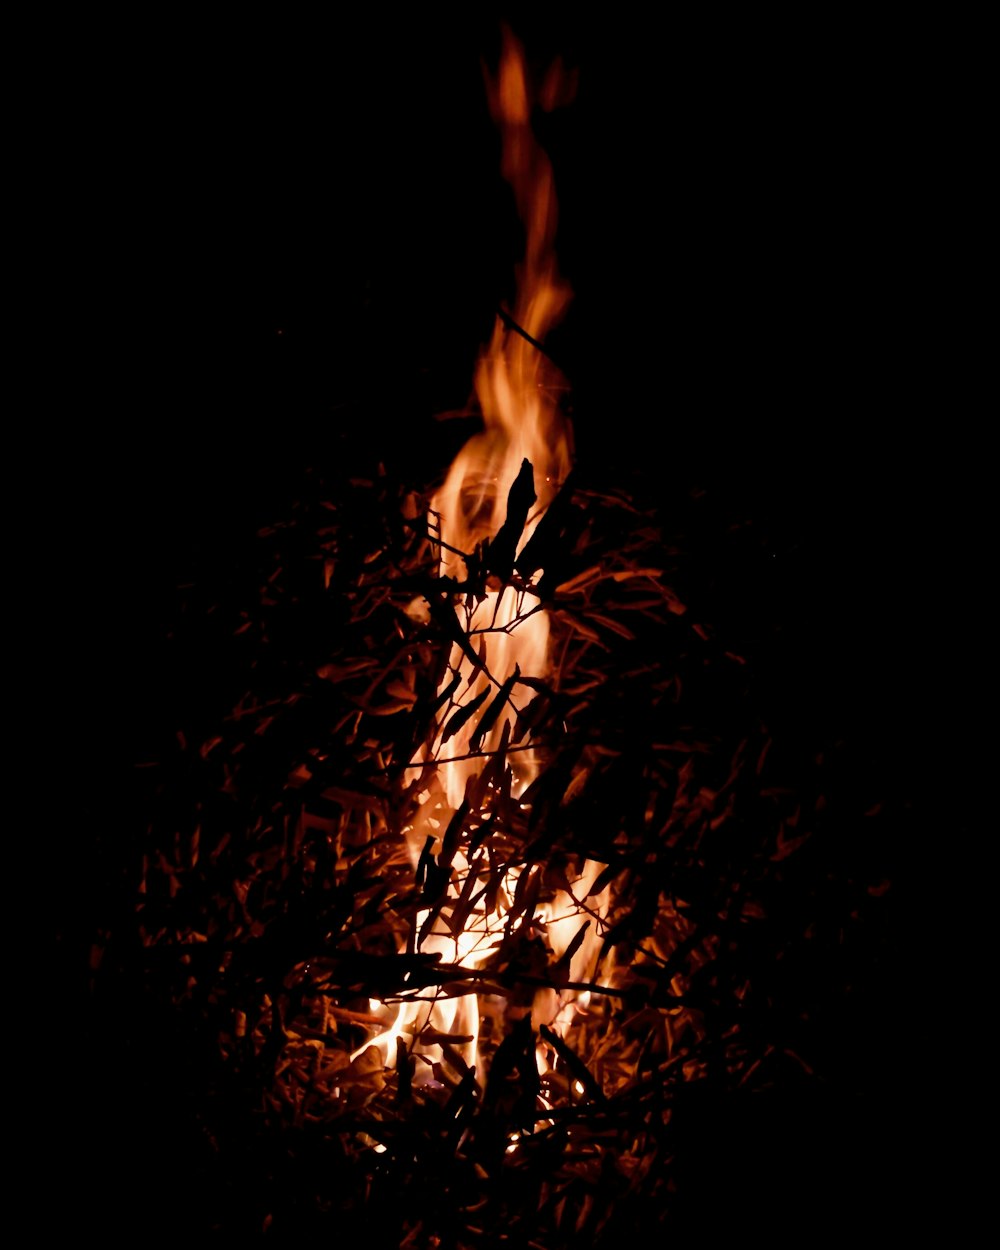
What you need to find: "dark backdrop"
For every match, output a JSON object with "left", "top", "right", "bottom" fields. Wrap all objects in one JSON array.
[{"left": 37, "top": 9, "right": 944, "bottom": 1240}]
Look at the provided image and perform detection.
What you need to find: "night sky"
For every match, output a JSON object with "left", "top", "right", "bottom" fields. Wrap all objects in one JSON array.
[{"left": 41, "top": 10, "right": 940, "bottom": 1240}]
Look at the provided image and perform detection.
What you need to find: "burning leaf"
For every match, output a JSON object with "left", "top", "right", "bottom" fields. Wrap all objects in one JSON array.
[
  {"left": 395, "top": 1036, "right": 413, "bottom": 1103},
  {"left": 486, "top": 458, "right": 537, "bottom": 581},
  {"left": 512, "top": 692, "right": 545, "bottom": 745},
  {"left": 440, "top": 687, "right": 490, "bottom": 746},
  {"left": 414, "top": 835, "right": 434, "bottom": 888},
  {"left": 539, "top": 1024, "right": 604, "bottom": 1102},
  {"left": 384, "top": 678, "right": 418, "bottom": 705},
  {"left": 469, "top": 718, "right": 512, "bottom": 812},
  {"left": 469, "top": 665, "right": 520, "bottom": 752},
  {"left": 483, "top": 1014, "right": 539, "bottom": 1132},
  {"left": 555, "top": 565, "right": 604, "bottom": 596},
  {"left": 515, "top": 471, "right": 580, "bottom": 587},
  {"left": 430, "top": 592, "right": 485, "bottom": 672},
  {"left": 428, "top": 668, "right": 461, "bottom": 716},
  {"left": 418, "top": 1024, "right": 476, "bottom": 1046},
  {"left": 555, "top": 920, "right": 591, "bottom": 972},
  {"left": 588, "top": 613, "right": 636, "bottom": 642},
  {"left": 438, "top": 797, "right": 469, "bottom": 870}
]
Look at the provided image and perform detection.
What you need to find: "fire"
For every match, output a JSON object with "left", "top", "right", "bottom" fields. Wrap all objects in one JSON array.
[
  {"left": 433, "top": 29, "right": 573, "bottom": 582},
  {"left": 354, "top": 29, "right": 609, "bottom": 1092},
  {"left": 124, "top": 26, "right": 896, "bottom": 1242},
  {"left": 427, "top": 26, "right": 573, "bottom": 806}
]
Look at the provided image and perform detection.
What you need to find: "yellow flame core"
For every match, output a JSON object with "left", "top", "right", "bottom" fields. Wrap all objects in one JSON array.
[{"left": 357, "top": 31, "right": 608, "bottom": 1093}]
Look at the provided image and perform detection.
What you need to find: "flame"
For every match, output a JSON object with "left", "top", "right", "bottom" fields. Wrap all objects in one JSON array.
[
  {"left": 429, "top": 26, "right": 573, "bottom": 806},
  {"left": 356, "top": 29, "right": 609, "bottom": 1098},
  {"left": 433, "top": 26, "right": 573, "bottom": 586}
]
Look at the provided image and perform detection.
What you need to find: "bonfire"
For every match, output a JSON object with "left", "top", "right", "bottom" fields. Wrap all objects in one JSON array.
[{"left": 71, "top": 25, "right": 905, "bottom": 1248}]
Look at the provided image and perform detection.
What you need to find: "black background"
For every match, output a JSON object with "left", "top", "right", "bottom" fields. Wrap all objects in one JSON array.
[{"left": 36, "top": 7, "right": 953, "bottom": 1239}]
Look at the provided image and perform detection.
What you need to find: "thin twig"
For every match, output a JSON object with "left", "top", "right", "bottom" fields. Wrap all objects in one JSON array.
[
  {"left": 496, "top": 305, "right": 562, "bottom": 370},
  {"left": 402, "top": 742, "right": 541, "bottom": 770}
]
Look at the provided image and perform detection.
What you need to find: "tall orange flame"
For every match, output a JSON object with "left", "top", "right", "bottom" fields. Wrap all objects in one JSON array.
[
  {"left": 434, "top": 27, "right": 573, "bottom": 583},
  {"left": 429, "top": 28, "right": 574, "bottom": 809},
  {"left": 357, "top": 29, "right": 608, "bottom": 1093}
]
